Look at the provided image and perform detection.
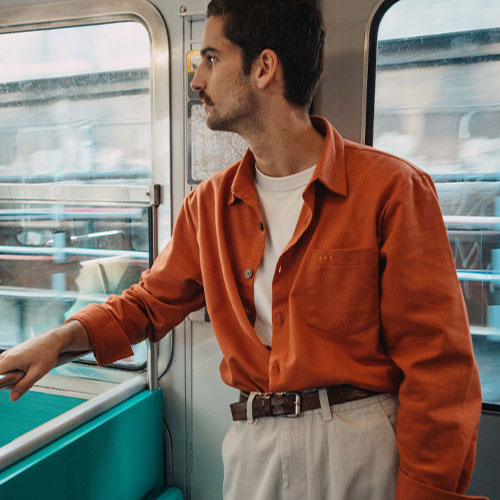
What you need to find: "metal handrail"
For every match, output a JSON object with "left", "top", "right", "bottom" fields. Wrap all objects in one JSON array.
[
  {"left": 0, "top": 245, "right": 148, "bottom": 260},
  {"left": 443, "top": 215, "right": 500, "bottom": 226},
  {"left": 0, "top": 351, "right": 92, "bottom": 390},
  {"left": 0, "top": 183, "right": 155, "bottom": 206},
  {"left": 0, "top": 374, "right": 146, "bottom": 471}
]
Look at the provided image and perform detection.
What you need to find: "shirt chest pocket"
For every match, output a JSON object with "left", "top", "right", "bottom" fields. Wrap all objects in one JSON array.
[{"left": 306, "top": 248, "right": 379, "bottom": 335}]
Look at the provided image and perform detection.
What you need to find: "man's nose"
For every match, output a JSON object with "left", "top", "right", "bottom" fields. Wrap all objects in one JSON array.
[{"left": 190, "top": 68, "right": 204, "bottom": 92}]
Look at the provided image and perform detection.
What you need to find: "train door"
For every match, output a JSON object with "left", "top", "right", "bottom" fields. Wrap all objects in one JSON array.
[{"left": 0, "top": 1, "right": 174, "bottom": 497}]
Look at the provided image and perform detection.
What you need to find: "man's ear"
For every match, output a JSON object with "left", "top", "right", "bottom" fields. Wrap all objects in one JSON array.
[{"left": 253, "top": 48, "right": 281, "bottom": 90}]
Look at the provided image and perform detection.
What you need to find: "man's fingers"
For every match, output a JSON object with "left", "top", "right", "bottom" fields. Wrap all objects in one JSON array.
[
  {"left": 9, "top": 367, "right": 45, "bottom": 401},
  {"left": 0, "top": 332, "right": 66, "bottom": 401},
  {"left": 0, "top": 348, "right": 30, "bottom": 375},
  {"left": 0, "top": 351, "right": 17, "bottom": 375}
]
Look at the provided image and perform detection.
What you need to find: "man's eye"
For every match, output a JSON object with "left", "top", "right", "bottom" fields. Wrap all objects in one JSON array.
[{"left": 207, "top": 55, "right": 216, "bottom": 65}]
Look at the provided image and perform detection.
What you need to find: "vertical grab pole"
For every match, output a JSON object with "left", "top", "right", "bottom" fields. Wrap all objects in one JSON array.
[
  {"left": 147, "top": 340, "right": 159, "bottom": 391},
  {"left": 147, "top": 185, "right": 161, "bottom": 391}
]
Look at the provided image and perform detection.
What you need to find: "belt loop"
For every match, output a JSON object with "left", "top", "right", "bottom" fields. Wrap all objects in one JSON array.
[
  {"left": 319, "top": 388, "right": 333, "bottom": 422},
  {"left": 247, "top": 392, "right": 257, "bottom": 423}
]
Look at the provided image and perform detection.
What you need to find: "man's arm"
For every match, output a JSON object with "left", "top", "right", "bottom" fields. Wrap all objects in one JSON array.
[
  {"left": 0, "top": 320, "right": 91, "bottom": 401},
  {"left": 64, "top": 190, "right": 205, "bottom": 366},
  {"left": 379, "top": 172, "right": 484, "bottom": 499},
  {"left": 1, "top": 190, "right": 205, "bottom": 401}
]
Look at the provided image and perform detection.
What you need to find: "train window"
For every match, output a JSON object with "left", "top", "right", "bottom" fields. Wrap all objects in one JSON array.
[
  {"left": 0, "top": 22, "right": 151, "bottom": 184},
  {"left": 370, "top": 0, "right": 500, "bottom": 405},
  {"left": 0, "top": 200, "right": 150, "bottom": 368},
  {"left": 0, "top": 13, "right": 167, "bottom": 372}
]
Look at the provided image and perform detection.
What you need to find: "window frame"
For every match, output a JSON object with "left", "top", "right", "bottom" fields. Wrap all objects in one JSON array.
[
  {"left": 0, "top": 0, "right": 171, "bottom": 392},
  {"left": 365, "top": 0, "right": 399, "bottom": 147},
  {"left": 365, "top": 0, "right": 500, "bottom": 412}
]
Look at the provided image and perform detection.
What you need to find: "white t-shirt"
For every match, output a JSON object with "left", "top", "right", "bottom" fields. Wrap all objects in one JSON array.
[{"left": 253, "top": 164, "right": 316, "bottom": 346}]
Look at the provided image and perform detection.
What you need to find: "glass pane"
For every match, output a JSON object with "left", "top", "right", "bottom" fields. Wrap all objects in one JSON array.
[
  {"left": 0, "top": 202, "right": 149, "bottom": 368},
  {"left": 373, "top": 0, "right": 500, "bottom": 403},
  {"left": 0, "top": 22, "right": 151, "bottom": 184}
]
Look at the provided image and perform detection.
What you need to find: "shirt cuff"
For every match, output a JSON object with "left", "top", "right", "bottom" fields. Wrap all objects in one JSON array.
[
  {"left": 397, "top": 468, "right": 488, "bottom": 500},
  {"left": 66, "top": 304, "right": 134, "bottom": 365}
]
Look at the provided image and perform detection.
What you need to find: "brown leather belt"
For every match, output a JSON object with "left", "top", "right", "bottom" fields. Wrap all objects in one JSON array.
[{"left": 230, "top": 385, "right": 380, "bottom": 421}]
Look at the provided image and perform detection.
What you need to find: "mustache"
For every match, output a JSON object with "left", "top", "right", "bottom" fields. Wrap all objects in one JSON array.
[{"left": 199, "top": 90, "right": 214, "bottom": 105}]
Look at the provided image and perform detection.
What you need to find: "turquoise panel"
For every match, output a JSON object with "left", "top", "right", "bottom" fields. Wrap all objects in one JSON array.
[
  {"left": 0, "top": 389, "right": 164, "bottom": 500},
  {"left": 0, "top": 391, "right": 85, "bottom": 447},
  {"left": 156, "top": 487, "right": 183, "bottom": 500}
]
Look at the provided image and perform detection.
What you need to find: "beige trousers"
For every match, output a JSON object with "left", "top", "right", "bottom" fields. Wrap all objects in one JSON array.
[{"left": 222, "top": 392, "right": 399, "bottom": 500}]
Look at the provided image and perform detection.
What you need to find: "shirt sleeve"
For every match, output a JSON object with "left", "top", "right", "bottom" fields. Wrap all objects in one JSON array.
[
  {"left": 67, "top": 193, "right": 205, "bottom": 365},
  {"left": 378, "top": 173, "right": 486, "bottom": 500}
]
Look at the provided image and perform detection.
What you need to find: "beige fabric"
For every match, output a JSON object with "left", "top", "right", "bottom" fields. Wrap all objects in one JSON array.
[{"left": 222, "top": 393, "right": 399, "bottom": 500}]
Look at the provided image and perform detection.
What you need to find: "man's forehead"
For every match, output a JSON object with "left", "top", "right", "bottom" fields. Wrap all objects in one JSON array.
[{"left": 201, "top": 16, "right": 234, "bottom": 53}]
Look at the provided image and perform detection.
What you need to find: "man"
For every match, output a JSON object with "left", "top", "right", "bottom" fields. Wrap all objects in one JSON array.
[{"left": 0, "top": 1, "right": 487, "bottom": 499}]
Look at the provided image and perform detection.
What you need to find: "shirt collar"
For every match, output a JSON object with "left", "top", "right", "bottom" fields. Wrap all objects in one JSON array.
[
  {"left": 229, "top": 115, "right": 347, "bottom": 205},
  {"left": 308, "top": 116, "right": 347, "bottom": 197},
  {"left": 229, "top": 148, "right": 257, "bottom": 205}
]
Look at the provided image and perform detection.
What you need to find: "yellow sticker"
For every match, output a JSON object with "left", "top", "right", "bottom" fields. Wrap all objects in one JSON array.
[{"left": 187, "top": 50, "right": 202, "bottom": 73}]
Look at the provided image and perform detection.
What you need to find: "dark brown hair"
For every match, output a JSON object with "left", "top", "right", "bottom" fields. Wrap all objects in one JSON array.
[{"left": 207, "top": 0, "right": 325, "bottom": 109}]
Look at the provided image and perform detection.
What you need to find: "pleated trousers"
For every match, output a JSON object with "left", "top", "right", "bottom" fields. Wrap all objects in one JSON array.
[{"left": 222, "top": 393, "right": 399, "bottom": 500}]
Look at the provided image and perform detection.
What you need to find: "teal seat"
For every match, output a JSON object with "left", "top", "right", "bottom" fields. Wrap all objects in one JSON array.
[
  {"left": 0, "top": 389, "right": 164, "bottom": 500},
  {"left": 155, "top": 486, "right": 183, "bottom": 500}
]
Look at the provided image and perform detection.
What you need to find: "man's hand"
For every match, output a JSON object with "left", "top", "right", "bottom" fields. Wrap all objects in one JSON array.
[{"left": 0, "top": 320, "right": 91, "bottom": 401}]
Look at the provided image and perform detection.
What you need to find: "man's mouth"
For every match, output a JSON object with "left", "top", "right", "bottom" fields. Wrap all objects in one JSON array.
[{"left": 199, "top": 91, "right": 214, "bottom": 106}]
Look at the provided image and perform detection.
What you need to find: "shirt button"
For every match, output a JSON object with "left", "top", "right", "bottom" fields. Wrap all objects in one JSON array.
[
  {"left": 244, "top": 268, "right": 254, "bottom": 279},
  {"left": 258, "top": 221, "right": 264, "bottom": 231}
]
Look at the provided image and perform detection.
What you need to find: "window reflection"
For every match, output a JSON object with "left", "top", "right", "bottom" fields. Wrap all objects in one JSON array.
[{"left": 0, "top": 203, "right": 149, "bottom": 367}]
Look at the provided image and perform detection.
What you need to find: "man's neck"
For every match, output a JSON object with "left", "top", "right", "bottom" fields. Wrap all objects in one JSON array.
[{"left": 243, "top": 108, "right": 325, "bottom": 178}]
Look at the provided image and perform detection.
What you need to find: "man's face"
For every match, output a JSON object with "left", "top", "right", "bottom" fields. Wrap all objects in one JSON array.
[{"left": 191, "top": 16, "right": 258, "bottom": 134}]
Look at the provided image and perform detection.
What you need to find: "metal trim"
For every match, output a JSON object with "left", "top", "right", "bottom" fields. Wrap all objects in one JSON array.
[
  {"left": 147, "top": 340, "right": 159, "bottom": 391},
  {"left": 482, "top": 403, "right": 500, "bottom": 413},
  {"left": 443, "top": 216, "right": 500, "bottom": 226},
  {"left": 146, "top": 193, "right": 160, "bottom": 391},
  {"left": 363, "top": 0, "right": 400, "bottom": 145},
  {"left": 0, "top": 0, "right": 161, "bottom": 32},
  {"left": 0, "top": 375, "right": 146, "bottom": 472},
  {"left": 0, "top": 183, "right": 155, "bottom": 205},
  {"left": 149, "top": 184, "right": 162, "bottom": 207}
]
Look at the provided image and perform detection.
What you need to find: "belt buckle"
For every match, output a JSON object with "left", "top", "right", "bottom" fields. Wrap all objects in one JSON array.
[{"left": 280, "top": 392, "right": 301, "bottom": 417}]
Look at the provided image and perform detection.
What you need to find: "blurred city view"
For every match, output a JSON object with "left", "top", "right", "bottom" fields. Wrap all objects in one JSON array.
[{"left": 0, "top": 22, "right": 151, "bottom": 184}]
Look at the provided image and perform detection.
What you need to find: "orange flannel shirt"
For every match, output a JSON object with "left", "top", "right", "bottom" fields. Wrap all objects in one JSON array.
[{"left": 71, "top": 116, "right": 486, "bottom": 500}]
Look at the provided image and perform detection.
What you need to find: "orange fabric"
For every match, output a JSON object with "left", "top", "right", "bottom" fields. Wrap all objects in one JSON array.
[{"left": 70, "top": 116, "right": 484, "bottom": 499}]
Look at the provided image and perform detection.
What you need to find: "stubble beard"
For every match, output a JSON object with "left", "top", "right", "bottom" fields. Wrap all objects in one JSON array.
[{"left": 204, "top": 78, "right": 259, "bottom": 136}]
